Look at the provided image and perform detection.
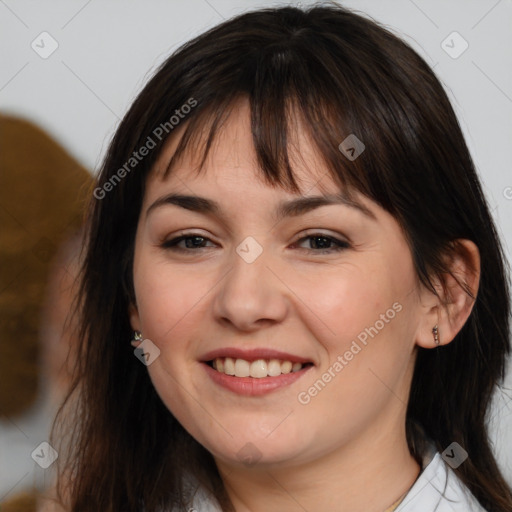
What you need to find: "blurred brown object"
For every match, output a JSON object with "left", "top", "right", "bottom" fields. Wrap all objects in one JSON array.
[
  {"left": 0, "top": 114, "right": 92, "bottom": 417},
  {"left": 0, "top": 491, "right": 38, "bottom": 512}
]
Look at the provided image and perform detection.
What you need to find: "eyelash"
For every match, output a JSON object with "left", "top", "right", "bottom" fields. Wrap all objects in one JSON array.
[{"left": 161, "top": 232, "right": 350, "bottom": 255}]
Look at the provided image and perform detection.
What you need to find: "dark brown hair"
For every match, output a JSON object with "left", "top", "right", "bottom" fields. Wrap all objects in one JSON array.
[{"left": 52, "top": 4, "right": 512, "bottom": 511}]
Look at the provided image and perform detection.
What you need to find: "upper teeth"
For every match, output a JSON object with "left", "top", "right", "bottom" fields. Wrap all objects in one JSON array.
[{"left": 212, "top": 357, "right": 304, "bottom": 378}]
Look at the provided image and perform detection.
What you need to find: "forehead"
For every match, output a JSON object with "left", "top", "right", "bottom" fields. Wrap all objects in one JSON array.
[{"left": 149, "top": 98, "right": 340, "bottom": 196}]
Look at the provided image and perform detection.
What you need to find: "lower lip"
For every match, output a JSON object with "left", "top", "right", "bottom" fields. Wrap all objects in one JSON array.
[{"left": 201, "top": 362, "right": 313, "bottom": 396}]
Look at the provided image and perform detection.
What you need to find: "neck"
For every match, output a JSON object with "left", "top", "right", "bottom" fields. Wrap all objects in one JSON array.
[{"left": 215, "top": 413, "right": 420, "bottom": 512}]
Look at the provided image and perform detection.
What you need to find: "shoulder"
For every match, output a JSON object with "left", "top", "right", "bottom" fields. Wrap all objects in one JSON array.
[{"left": 396, "top": 446, "right": 487, "bottom": 512}]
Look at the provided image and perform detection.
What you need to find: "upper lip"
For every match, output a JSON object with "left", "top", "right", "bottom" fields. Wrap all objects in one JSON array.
[{"left": 200, "top": 347, "right": 314, "bottom": 364}]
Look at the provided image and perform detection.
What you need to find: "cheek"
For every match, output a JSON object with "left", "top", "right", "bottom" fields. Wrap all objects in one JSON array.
[
  {"left": 132, "top": 251, "right": 201, "bottom": 342},
  {"left": 297, "top": 251, "right": 418, "bottom": 396},
  {"left": 297, "top": 260, "right": 404, "bottom": 348},
  {"left": 132, "top": 257, "right": 209, "bottom": 428}
]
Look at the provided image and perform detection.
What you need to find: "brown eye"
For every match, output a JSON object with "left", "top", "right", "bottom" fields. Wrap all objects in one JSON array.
[
  {"left": 161, "top": 234, "right": 215, "bottom": 252},
  {"left": 293, "top": 233, "right": 350, "bottom": 254}
]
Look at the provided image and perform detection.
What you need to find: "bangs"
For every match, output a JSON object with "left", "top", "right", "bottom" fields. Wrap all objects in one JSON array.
[{"left": 159, "top": 46, "right": 379, "bottom": 206}]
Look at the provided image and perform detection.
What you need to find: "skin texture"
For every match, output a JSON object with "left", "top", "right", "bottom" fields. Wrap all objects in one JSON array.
[{"left": 130, "top": 100, "right": 480, "bottom": 512}]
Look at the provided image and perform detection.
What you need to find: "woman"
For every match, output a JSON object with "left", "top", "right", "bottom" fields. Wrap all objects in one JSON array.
[{"left": 51, "top": 4, "right": 512, "bottom": 511}]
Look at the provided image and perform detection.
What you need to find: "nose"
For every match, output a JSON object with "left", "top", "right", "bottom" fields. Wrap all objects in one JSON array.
[{"left": 212, "top": 243, "right": 289, "bottom": 332}]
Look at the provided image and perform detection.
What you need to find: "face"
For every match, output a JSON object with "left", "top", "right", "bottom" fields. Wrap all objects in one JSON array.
[{"left": 130, "top": 100, "right": 427, "bottom": 471}]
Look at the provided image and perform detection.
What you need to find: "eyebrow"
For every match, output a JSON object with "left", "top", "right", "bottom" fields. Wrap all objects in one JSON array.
[{"left": 145, "top": 192, "right": 376, "bottom": 221}]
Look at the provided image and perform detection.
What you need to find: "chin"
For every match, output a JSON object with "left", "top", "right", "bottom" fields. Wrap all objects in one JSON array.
[{"left": 199, "top": 426, "right": 312, "bottom": 468}]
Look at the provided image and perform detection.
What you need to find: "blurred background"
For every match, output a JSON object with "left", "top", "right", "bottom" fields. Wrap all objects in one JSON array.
[{"left": 1, "top": 0, "right": 511, "bottom": 509}]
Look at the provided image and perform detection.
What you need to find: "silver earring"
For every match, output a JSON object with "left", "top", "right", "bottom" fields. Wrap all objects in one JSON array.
[
  {"left": 131, "top": 331, "right": 143, "bottom": 347},
  {"left": 432, "top": 325, "right": 440, "bottom": 346}
]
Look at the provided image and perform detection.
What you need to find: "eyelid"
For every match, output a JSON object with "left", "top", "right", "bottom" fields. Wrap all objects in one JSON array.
[
  {"left": 158, "top": 228, "right": 212, "bottom": 244},
  {"left": 294, "top": 229, "right": 351, "bottom": 245},
  {"left": 161, "top": 227, "right": 350, "bottom": 243}
]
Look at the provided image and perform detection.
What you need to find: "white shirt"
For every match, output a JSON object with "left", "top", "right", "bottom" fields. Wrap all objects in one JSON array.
[
  {"left": 394, "top": 443, "right": 486, "bottom": 511},
  {"left": 179, "top": 443, "right": 486, "bottom": 512}
]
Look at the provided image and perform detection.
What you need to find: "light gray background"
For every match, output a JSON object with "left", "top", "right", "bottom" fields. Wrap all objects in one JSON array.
[{"left": 1, "top": 0, "right": 511, "bottom": 501}]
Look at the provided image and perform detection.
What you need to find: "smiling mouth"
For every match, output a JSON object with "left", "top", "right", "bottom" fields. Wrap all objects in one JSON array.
[{"left": 206, "top": 357, "right": 314, "bottom": 378}]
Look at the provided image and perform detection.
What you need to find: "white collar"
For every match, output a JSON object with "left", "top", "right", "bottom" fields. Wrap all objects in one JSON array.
[{"left": 395, "top": 443, "right": 485, "bottom": 511}]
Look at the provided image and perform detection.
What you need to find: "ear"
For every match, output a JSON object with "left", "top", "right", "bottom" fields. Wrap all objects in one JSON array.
[
  {"left": 129, "top": 302, "right": 142, "bottom": 347},
  {"left": 416, "top": 239, "right": 480, "bottom": 349}
]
